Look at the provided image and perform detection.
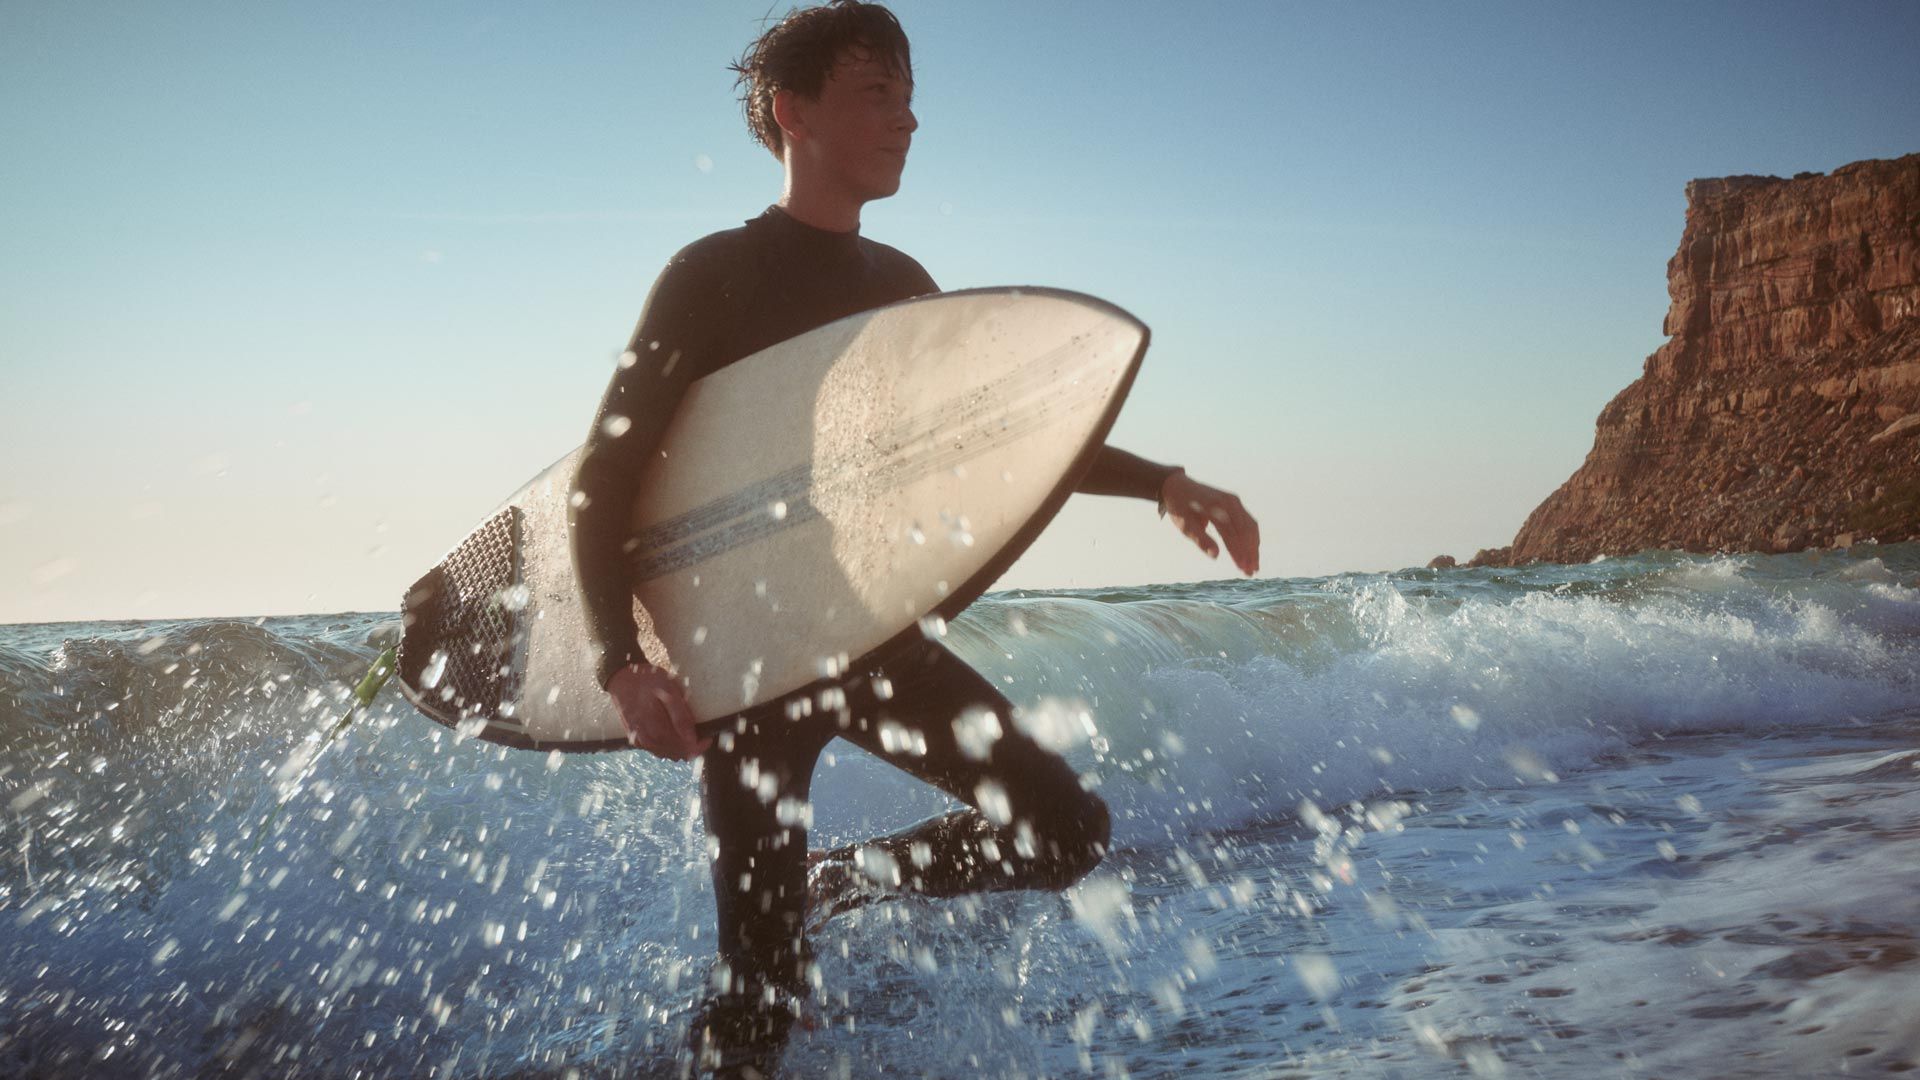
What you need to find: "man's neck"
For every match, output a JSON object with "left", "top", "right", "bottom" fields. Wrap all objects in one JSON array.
[{"left": 777, "top": 176, "right": 863, "bottom": 234}]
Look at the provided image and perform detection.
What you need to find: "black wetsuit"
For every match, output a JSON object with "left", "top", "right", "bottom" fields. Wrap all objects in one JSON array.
[{"left": 569, "top": 206, "right": 1172, "bottom": 1070}]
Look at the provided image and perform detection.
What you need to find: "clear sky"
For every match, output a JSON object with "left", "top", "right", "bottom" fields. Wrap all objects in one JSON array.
[{"left": 4, "top": 1, "right": 1917, "bottom": 623}]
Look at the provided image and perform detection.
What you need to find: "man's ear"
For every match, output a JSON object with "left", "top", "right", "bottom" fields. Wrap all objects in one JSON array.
[{"left": 772, "top": 89, "right": 808, "bottom": 148}]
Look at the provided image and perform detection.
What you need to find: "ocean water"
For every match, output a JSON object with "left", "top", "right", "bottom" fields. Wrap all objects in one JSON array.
[{"left": 3, "top": 545, "right": 1919, "bottom": 1078}]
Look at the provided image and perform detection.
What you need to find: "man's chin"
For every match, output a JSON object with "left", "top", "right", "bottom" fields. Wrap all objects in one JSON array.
[{"left": 863, "top": 166, "right": 906, "bottom": 201}]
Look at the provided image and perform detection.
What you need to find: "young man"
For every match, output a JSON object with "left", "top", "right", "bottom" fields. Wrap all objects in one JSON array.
[{"left": 570, "top": 3, "right": 1259, "bottom": 1073}]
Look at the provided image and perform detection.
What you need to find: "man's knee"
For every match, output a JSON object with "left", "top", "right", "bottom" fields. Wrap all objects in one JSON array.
[{"left": 1034, "top": 790, "right": 1110, "bottom": 886}]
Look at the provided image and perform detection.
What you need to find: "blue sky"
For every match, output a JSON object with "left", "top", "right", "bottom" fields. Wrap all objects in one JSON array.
[{"left": 4, "top": 1, "right": 1918, "bottom": 622}]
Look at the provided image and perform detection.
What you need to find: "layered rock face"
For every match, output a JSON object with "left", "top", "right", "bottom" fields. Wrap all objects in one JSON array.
[{"left": 1478, "top": 154, "right": 1920, "bottom": 566}]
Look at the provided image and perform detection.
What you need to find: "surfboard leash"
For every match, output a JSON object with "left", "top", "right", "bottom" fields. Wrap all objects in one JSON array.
[{"left": 247, "top": 646, "right": 398, "bottom": 859}]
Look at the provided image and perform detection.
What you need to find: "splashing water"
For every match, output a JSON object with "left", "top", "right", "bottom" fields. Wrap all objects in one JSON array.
[{"left": 3, "top": 546, "right": 1919, "bottom": 1075}]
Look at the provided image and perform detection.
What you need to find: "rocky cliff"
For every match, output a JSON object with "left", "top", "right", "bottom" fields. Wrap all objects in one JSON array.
[{"left": 1473, "top": 153, "right": 1920, "bottom": 566}]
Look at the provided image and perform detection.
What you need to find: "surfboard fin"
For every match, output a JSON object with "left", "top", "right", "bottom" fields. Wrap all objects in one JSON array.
[{"left": 248, "top": 647, "right": 398, "bottom": 858}]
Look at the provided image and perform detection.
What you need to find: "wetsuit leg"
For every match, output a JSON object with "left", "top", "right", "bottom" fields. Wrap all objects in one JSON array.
[
  {"left": 693, "top": 708, "right": 835, "bottom": 1076},
  {"left": 690, "top": 637, "right": 1110, "bottom": 1073},
  {"left": 812, "top": 637, "right": 1111, "bottom": 912}
]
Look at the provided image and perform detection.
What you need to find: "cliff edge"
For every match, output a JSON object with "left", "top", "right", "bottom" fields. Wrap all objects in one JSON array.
[{"left": 1473, "top": 153, "right": 1920, "bottom": 566}]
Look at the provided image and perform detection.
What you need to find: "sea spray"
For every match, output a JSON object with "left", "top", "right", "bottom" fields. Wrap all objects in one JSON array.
[{"left": 1, "top": 545, "right": 1917, "bottom": 1075}]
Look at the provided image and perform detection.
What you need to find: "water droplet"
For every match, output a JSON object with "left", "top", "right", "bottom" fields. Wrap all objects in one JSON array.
[
  {"left": 740, "top": 658, "right": 763, "bottom": 704},
  {"left": 601, "top": 415, "right": 632, "bottom": 438},
  {"left": 421, "top": 650, "right": 449, "bottom": 689},
  {"left": 878, "top": 720, "right": 927, "bottom": 757},
  {"left": 854, "top": 846, "right": 901, "bottom": 887},
  {"left": 775, "top": 797, "right": 813, "bottom": 828},
  {"left": 769, "top": 500, "right": 788, "bottom": 521},
  {"left": 1012, "top": 698, "right": 1091, "bottom": 752},
  {"left": 952, "top": 708, "right": 1002, "bottom": 761},
  {"left": 1292, "top": 952, "right": 1339, "bottom": 998},
  {"left": 974, "top": 779, "right": 1012, "bottom": 826},
  {"left": 1182, "top": 936, "right": 1218, "bottom": 979}
]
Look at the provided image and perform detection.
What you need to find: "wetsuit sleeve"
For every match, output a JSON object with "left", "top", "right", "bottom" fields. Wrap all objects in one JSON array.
[
  {"left": 900, "top": 253, "right": 939, "bottom": 298},
  {"left": 570, "top": 254, "right": 719, "bottom": 688},
  {"left": 1077, "top": 445, "right": 1181, "bottom": 503}
]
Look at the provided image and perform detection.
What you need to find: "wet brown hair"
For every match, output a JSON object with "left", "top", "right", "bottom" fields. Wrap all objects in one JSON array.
[{"left": 730, "top": 1, "right": 913, "bottom": 156}]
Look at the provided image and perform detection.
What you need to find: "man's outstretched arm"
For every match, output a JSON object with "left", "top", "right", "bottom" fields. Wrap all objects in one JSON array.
[{"left": 1077, "top": 445, "right": 1261, "bottom": 576}]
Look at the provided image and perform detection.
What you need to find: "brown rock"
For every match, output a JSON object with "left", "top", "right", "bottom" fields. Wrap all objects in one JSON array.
[
  {"left": 1466, "top": 546, "right": 1514, "bottom": 568},
  {"left": 1869, "top": 413, "right": 1920, "bottom": 443},
  {"left": 1490, "top": 154, "right": 1920, "bottom": 563},
  {"left": 1426, "top": 555, "right": 1458, "bottom": 569}
]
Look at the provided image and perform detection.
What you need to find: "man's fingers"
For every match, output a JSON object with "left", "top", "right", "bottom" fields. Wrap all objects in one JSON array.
[
  {"left": 1168, "top": 480, "right": 1261, "bottom": 577},
  {"left": 660, "top": 687, "right": 711, "bottom": 757},
  {"left": 629, "top": 703, "right": 679, "bottom": 758},
  {"left": 1187, "top": 499, "right": 1252, "bottom": 566},
  {"left": 1218, "top": 511, "right": 1261, "bottom": 575},
  {"left": 1204, "top": 497, "right": 1260, "bottom": 576},
  {"left": 612, "top": 668, "right": 709, "bottom": 760},
  {"left": 1180, "top": 515, "right": 1218, "bottom": 558}
]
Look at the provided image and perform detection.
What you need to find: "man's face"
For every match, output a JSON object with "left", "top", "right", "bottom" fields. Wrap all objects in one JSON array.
[{"left": 787, "top": 47, "right": 917, "bottom": 203}]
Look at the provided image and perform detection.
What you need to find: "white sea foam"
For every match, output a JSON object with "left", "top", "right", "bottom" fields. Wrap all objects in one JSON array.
[
  {"left": 831, "top": 553, "right": 1920, "bottom": 846},
  {"left": 2, "top": 547, "right": 1917, "bottom": 1076}
]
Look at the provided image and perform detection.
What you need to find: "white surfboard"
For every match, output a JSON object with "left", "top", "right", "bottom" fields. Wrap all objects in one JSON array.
[{"left": 396, "top": 287, "right": 1148, "bottom": 750}]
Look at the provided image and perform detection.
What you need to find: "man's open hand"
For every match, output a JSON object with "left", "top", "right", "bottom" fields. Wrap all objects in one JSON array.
[
  {"left": 608, "top": 664, "right": 709, "bottom": 760},
  {"left": 1161, "top": 471, "right": 1261, "bottom": 576}
]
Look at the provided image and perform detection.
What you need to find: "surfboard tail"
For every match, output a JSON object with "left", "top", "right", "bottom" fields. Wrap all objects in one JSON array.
[{"left": 396, "top": 506, "right": 526, "bottom": 733}]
